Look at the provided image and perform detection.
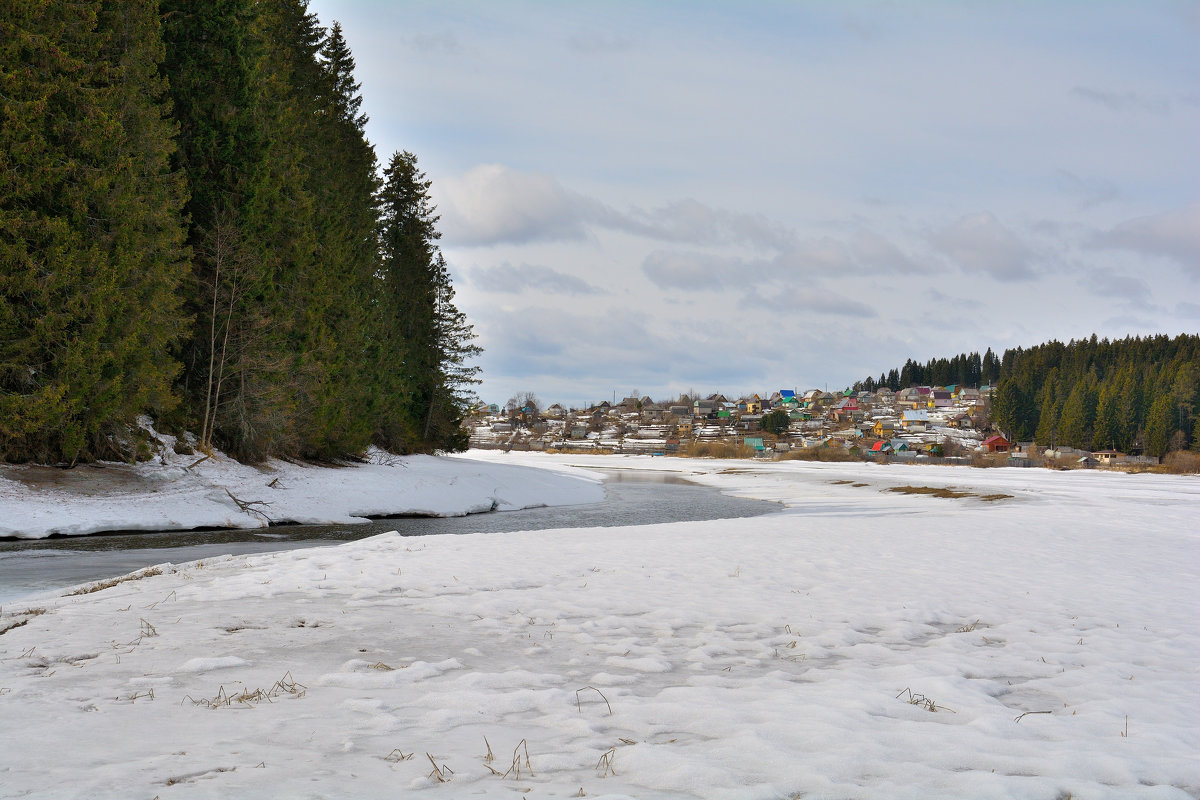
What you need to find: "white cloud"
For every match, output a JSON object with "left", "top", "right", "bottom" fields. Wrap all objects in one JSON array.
[
  {"left": 438, "top": 165, "right": 613, "bottom": 246},
  {"left": 641, "top": 250, "right": 733, "bottom": 291},
  {"left": 617, "top": 199, "right": 795, "bottom": 252},
  {"left": 1093, "top": 203, "right": 1200, "bottom": 278},
  {"left": 1070, "top": 86, "right": 1171, "bottom": 115},
  {"left": 466, "top": 262, "right": 606, "bottom": 295},
  {"left": 440, "top": 166, "right": 799, "bottom": 252},
  {"left": 741, "top": 287, "right": 876, "bottom": 318},
  {"left": 1086, "top": 268, "right": 1153, "bottom": 307},
  {"left": 930, "top": 212, "right": 1038, "bottom": 281},
  {"left": 846, "top": 228, "right": 929, "bottom": 275}
]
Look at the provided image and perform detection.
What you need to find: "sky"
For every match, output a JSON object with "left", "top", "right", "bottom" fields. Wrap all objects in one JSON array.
[{"left": 308, "top": 0, "right": 1199, "bottom": 408}]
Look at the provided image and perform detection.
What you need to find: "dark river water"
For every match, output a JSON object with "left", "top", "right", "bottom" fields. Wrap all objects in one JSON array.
[{"left": 0, "top": 470, "right": 780, "bottom": 602}]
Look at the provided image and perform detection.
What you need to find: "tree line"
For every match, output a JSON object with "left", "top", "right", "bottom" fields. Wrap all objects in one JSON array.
[
  {"left": 854, "top": 350, "right": 1002, "bottom": 393},
  {"left": 857, "top": 335, "right": 1199, "bottom": 457},
  {"left": 1, "top": 0, "right": 479, "bottom": 464}
]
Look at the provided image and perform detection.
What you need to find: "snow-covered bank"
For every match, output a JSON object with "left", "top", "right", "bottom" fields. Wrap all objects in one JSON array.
[
  {"left": 1, "top": 457, "right": 1196, "bottom": 799},
  {"left": 0, "top": 449, "right": 605, "bottom": 539}
]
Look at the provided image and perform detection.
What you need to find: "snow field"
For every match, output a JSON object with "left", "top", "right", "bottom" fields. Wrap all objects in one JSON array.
[{"left": 0, "top": 454, "right": 1197, "bottom": 798}]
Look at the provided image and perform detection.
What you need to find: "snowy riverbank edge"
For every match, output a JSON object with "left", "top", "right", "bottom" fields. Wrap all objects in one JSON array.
[
  {"left": 0, "top": 448, "right": 606, "bottom": 539},
  {"left": 1, "top": 453, "right": 1197, "bottom": 799}
]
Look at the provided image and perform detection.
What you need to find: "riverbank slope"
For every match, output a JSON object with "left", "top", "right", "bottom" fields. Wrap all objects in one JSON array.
[{"left": 0, "top": 448, "right": 605, "bottom": 539}]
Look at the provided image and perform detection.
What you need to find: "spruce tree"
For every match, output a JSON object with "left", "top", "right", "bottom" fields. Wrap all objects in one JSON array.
[
  {"left": 1058, "top": 381, "right": 1097, "bottom": 450},
  {"left": 1144, "top": 393, "right": 1176, "bottom": 458},
  {"left": 374, "top": 152, "right": 480, "bottom": 453},
  {"left": 0, "top": 0, "right": 188, "bottom": 463},
  {"left": 374, "top": 151, "right": 441, "bottom": 452}
]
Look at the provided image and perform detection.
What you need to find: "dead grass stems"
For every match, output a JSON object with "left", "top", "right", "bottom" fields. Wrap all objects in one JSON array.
[
  {"left": 426, "top": 753, "right": 452, "bottom": 783},
  {"left": 596, "top": 747, "right": 617, "bottom": 777},
  {"left": 182, "top": 671, "right": 306, "bottom": 709},
  {"left": 576, "top": 686, "right": 613, "bottom": 716},
  {"left": 67, "top": 567, "right": 163, "bottom": 596},
  {"left": 897, "top": 687, "right": 956, "bottom": 713},
  {"left": 1014, "top": 710, "right": 1052, "bottom": 723}
]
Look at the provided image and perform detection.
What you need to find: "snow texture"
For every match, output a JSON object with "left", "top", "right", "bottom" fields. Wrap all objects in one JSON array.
[
  {"left": 0, "top": 451, "right": 1197, "bottom": 799},
  {"left": 0, "top": 446, "right": 604, "bottom": 538}
]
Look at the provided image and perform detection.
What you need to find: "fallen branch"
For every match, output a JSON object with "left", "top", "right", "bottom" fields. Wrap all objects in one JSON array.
[{"left": 223, "top": 489, "right": 273, "bottom": 522}]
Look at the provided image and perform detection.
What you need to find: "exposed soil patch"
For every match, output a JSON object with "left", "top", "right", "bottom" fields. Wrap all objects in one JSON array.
[
  {"left": 887, "top": 485, "right": 1011, "bottom": 502},
  {"left": 0, "top": 463, "right": 161, "bottom": 496}
]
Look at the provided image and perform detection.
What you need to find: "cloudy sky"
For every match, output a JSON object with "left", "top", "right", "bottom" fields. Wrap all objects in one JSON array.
[{"left": 309, "top": 0, "right": 1199, "bottom": 408}]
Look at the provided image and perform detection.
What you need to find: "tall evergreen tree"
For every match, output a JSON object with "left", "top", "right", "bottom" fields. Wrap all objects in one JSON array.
[
  {"left": 373, "top": 152, "right": 479, "bottom": 452},
  {"left": 291, "top": 19, "right": 383, "bottom": 458},
  {"left": 1144, "top": 392, "right": 1177, "bottom": 458},
  {"left": 1058, "top": 380, "right": 1097, "bottom": 450},
  {"left": 0, "top": 0, "right": 188, "bottom": 463},
  {"left": 374, "top": 151, "right": 440, "bottom": 451}
]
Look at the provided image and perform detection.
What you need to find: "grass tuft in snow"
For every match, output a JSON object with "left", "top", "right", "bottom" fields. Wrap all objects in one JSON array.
[
  {"left": 182, "top": 672, "right": 306, "bottom": 709},
  {"left": 596, "top": 747, "right": 617, "bottom": 777},
  {"left": 576, "top": 685, "right": 612, "bottom": 716},
  {"left": 426, "top": 753, "right": 452, "bottom": 782},
  {"left": 897, "top": 687, "right": 956, "bottom": 713}
]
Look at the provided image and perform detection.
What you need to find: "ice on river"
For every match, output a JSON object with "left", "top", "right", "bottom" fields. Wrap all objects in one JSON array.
[{"left": 0, "top": 452, "right": 1197, "bottom": 799}]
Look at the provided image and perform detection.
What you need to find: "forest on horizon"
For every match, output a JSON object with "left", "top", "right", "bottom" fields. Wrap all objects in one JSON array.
[
  {"left": 1, "top": 0, "right": 478, "bottom": 465},
  {"left": 855, "top": 334, "right": 1199, "bottom": 458}
]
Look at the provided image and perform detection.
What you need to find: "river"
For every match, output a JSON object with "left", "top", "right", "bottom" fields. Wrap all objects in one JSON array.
[{"left": 0, "top": 470, "right": 779, "bottom": 603}]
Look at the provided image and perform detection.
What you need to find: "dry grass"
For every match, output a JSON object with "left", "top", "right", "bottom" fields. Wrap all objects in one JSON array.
[
  {"left": 1157, "top": 450, "right": 1200, "bottom": 474},
  {"left": 684, "top": 441, "right": 755, "bottom": 459},
  {"left": 779, "top": 448, "right": 859, "bottom": 462},
  {"left": 182, "top": 671, "right": 306, "bottom": 709},
  {"left": 887, "top": 485, "right": 1012, "bottom": 502},
  {"left": 0, "top": 607, "right": 47, "bottom": 637},
  {"left": 888, "top": 485, "right": 974, "bottom": 499},
  {"left": 426, "top": 753, "right": 453, "bottom": 783},
  {"left": 66, "top": 567, "right": 162, "bottom": 596},
  {"left": 576, "top": 686, "right": 613, "bottom": 716},
  {"left": 897, "top": 687, "right": 955, "bottom": 713},
  {"left": 596, "top": 747, "right": 617, "bottom": 778}
]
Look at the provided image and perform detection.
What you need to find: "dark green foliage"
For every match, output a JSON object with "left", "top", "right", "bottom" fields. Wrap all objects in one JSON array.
[
  {"left": 760, "top": 408, "right": 791, "bottom": 435},
  {"left": 1, "top": 1, "right": 481, "bottom": 464},
  {"left": 373, "top": 152, "right": 480, "bottom": 453},
  {"left": 0, "top": 0, "right": 189, "bottom": 463}
]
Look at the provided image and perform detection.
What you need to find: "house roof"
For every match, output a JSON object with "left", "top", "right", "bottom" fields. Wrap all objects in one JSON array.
[{"left": 983, "top": 435, "right": 1010, "bottom": 445}]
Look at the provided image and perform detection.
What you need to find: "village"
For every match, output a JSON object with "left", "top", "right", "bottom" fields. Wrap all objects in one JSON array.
[{"left": 467, "top": 386, "right": 1159, "bottom": 468}]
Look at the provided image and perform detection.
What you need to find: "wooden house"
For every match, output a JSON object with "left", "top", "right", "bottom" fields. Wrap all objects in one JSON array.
[{"left": 982, "top": 434, "right": 1011, "bottom": 453}]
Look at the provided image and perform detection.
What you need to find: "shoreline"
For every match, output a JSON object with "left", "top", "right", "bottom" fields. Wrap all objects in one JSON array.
[{"left": 0, "top": 448, "right": 605, "bottom": 540}]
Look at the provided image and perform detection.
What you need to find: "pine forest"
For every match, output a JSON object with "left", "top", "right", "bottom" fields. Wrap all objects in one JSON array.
[{"left": 1, "top": 0, "right": 479, "bottom": 464}]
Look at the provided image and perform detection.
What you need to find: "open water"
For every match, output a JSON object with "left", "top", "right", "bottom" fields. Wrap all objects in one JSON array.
[{"left": 0, "top": 470, "right": 779, "bottom": 602}]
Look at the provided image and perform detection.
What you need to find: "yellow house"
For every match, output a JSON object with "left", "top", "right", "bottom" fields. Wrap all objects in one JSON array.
[{"left": 745, "top": 400, "right": 763, "bottom": 414}]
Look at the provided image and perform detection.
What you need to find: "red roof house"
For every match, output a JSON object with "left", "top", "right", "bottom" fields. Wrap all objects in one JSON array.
[{"left": 982, "top": 434, "right": 1011, "bottom": 453}]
